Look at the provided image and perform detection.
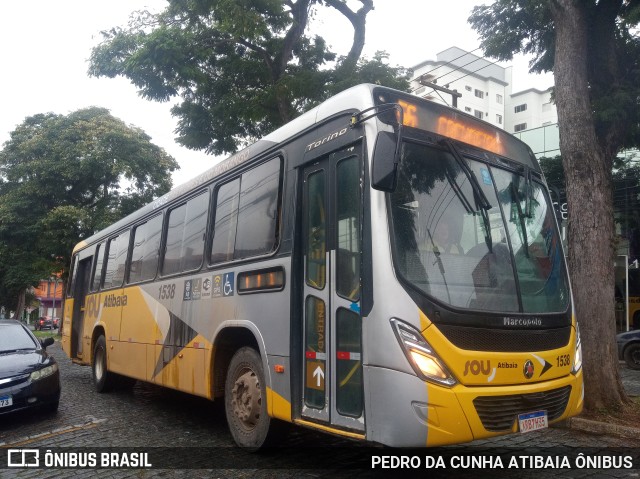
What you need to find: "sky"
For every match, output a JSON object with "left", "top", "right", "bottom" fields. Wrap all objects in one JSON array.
[{"left": 0, "top": 1, "right": 552, "bottom": 187}]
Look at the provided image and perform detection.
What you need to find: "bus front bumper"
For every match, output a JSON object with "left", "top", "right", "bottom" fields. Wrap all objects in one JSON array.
[{"left": 365, "top": 365, "right": 583, "bottom": 447}]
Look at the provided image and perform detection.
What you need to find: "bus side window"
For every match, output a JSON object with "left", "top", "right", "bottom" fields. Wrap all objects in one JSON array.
[
  {"left": 67, "top": 254, "right": 79, "bottom": 298},
  {"left": 210, "top": 158, "right": 282, "bottom": 264},
  {"left": 103, "top": 232, "right": 130, "bottom": 289},
  {"left": 162, "top": 191, "right": 208, "bottom": 275},
  {"left": 211, "top": 179, "right": 241, "bottom": 264},
  {"left": 129, "top": 214, "right": 163, "bottom": 283},
  {"left": 90, "top": 243, "right": 105, "bottom": 292}
]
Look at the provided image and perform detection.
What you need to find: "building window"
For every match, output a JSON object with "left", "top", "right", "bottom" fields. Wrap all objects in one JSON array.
[
  {"left": 465, "top": 85, "right": 472, "bottom": 91},
  {"left": 474, "top": 110, "right": 483, "bottom": 119},
  {"left": 496, "top": 114, "right": 503, "bottom": 125},
  {"left": 515, "top": 123, "right": 527, "bottom": 132},
  {"left": 515, "top": 104, "right": 527, "bottom": 113},
  {"left": 474, "top": 89, "right": 484, "bottom": 99},
  {"left": 542, "top": 102, "right": 552, "bottom": 112},
  {"left": 464, "top": 107, "right": 472, "bottom": 112},
  {"left": 496, "top": 94, "right": 503, "bottom": 104}
]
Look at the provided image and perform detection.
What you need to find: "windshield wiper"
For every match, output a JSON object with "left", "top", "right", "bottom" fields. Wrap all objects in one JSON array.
[
  {"left": 444, "top": 170, "right": 474, "bottom": 215},
  {"left": 511, "top": 183, "right": 530, "bottom": 258},
  {"left": 523, "top": 166, "right": 533, "bottom": 218},
  {"left": 0, "top": 348, "right": 34, "bottom": 354},
  {"left": 439, "top": 139, "right": 493, "bottom": 252},
  {"left": 425, "top": 227, "right": 451, "bottom": 304}
]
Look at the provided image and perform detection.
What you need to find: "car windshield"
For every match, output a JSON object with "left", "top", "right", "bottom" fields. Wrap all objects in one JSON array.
[
  {"left": 389, "top": 141, "right": 569, "bottom": 313},
  {"left": 0, "top": 323, "right": 38, "bottom": 352}
]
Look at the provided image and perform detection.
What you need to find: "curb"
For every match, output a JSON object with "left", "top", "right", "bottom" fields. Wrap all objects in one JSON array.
[{"left": 563, "top": 417, "right": 640, "bottom": 439}]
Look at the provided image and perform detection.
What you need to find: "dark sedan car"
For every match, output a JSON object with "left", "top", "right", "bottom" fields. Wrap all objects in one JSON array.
[
  {"left": 34, "top": 316, "right": 54, "bottom": 331},
  {"left": 617, "top": 329, "right": 640, "bottom": 370},
  {"left": 0, "top": 320, "right": 61, "bottom": 414}
]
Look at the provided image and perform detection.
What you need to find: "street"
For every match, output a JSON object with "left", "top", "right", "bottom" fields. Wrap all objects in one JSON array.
[{"left": 1, "top": 340, "right": 638, "bottom": 478}]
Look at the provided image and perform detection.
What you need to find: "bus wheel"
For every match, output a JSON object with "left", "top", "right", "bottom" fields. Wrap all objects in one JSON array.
[
  {"left": 92, "top": 335, "right": 116, "bottom": 393},
  {"left": 225, "top": 347, "right": 272, "bottom": 450},
  {"left": 624, "top": 343, "right": 640, "bottom": 370}
]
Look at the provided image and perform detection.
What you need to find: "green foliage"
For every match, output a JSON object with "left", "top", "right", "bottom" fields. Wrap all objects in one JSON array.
[
  {"left": 539, "top": 155, "right": 565, "bottom": 189},
  {"left": 0, "top": 108, "right": 178, "bottom": 311},
  {"left": 89, "top": 0, "right": 410, "bottom": 155}
]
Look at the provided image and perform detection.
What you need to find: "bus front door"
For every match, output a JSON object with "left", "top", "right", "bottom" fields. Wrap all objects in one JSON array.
[{"left": 300, "top": 145, "right": 365, "bottom": 432}]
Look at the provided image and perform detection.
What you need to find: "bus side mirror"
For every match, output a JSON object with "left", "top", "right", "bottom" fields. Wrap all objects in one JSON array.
[{"left": 371, "top": 131, "right": 401, "bottom": 192}]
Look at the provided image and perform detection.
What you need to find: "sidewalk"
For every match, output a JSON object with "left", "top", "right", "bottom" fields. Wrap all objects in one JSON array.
[{"left": 563, "top": 363, "right": 640, "bottom": 438}]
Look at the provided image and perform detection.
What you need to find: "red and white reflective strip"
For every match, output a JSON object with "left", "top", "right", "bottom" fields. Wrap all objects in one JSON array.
[
  {"left": 305, "top": 351, "right": 327, "bottom": 360},
  {"left": 336, "top": 351, "right": 361, "bottom": 361}
]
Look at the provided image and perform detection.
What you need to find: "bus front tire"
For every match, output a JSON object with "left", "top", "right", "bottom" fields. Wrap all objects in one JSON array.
[
  {"left": 92, "top": 335, "right": 116, "bottom": 393},
  {"left": 225, "top": 347, "right": 273, "bottom": 450}
]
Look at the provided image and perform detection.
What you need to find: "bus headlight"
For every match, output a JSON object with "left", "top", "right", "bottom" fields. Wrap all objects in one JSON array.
[
  {"left": 571, "top": 323, "right": 582, "bottom": 374},
  {"left": 391, "top": 319, "right": 456, "bottom": 387}
]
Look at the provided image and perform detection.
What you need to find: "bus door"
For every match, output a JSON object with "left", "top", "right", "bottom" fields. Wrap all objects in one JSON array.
[
  {"left": 71, "top": 255, "right": 93, "bottom": 360},
  {"left": 300, "top": 144, "right": 364, "bottom": 432}
]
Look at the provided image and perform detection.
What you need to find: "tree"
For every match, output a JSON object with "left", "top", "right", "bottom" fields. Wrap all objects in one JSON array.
[
  {"left": 541, "top": 154, "right": 640, "bottom": 263},
  {"left": 88, "top": 0, "right": 410, "bottom": 155},
  {"left": 469, "top": 0, "right": 640, "bottom": 411},
  {"left": 0, "top": 107, "right": 178, "bottom": 318}
]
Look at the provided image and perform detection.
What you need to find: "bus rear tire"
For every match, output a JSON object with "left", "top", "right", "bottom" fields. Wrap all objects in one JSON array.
[
  {"left": 225, "top": 347, "right": 273, "bottom": 450},
  {"left": 92, "top": 335, "right": 116, "bottom": 393}
]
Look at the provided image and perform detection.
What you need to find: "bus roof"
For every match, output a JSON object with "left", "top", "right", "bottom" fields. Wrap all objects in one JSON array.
[
  {"left": 72, "top": 84, "right": 536, "bottom": 253},
  {"left": 73, "top": 84, "right": 381, "bottom": 253}
]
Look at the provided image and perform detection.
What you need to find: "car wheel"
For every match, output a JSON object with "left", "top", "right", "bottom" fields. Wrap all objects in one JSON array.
[
  {"left": 92, "top": 335, "right": 117, "bottom": 392},
  {"left": 624, "top": 343, "right": 640, "bottom": 370},
  {"left": 225, "top": 347, "right": 277, "bottom": 450}
]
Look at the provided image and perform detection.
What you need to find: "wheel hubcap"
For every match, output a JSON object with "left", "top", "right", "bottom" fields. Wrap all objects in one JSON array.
[
  {"left": 231, "top": 369, "right": 261, "bottom": 429},
  {"left": 95, "top": 348, "right": 104, "bottom": 380}
]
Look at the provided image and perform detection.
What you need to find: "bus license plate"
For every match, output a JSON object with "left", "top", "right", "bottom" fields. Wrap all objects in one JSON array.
[
  {"left": 0, "top": 395, "right": 13, "bottom": 408},
  {"left": 518, "top": 410, "right": 548, "bottom": 433}
]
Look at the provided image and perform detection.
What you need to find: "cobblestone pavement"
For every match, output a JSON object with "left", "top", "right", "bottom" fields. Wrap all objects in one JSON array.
[{"left": 1, "top": 340, "right": 639, "bottom": 478}]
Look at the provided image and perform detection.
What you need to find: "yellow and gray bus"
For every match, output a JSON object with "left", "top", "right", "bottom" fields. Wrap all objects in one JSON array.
[{"left": 63, "top": 84, "right": 583, "bottom": 448}]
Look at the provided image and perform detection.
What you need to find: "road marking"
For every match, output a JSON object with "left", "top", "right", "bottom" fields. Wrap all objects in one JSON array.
[{"left": 0, "top": 416, "right": 106, "bottom": 447}]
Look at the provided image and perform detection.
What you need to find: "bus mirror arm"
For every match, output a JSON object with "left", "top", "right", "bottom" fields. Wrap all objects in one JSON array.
[{"left": 351, "top": 103, "right": 404, "bottom": 192}]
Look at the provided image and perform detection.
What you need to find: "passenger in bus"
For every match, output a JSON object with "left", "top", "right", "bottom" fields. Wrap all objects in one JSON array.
[{"left": 422, "top": 219, "right": 463, "bottom": 255}]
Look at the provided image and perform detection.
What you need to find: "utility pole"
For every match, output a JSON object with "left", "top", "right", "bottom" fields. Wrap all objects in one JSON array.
[{"left": 417, "top": 76, "right": 462, "bottom": 108}]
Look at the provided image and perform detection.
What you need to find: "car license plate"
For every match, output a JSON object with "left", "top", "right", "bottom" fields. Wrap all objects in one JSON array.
[
  {"left": 0, "top": 395, "right": 13, "bottom": 408},
  {"left": 518, "top": 410, "right": 548, "bottom": 433}
]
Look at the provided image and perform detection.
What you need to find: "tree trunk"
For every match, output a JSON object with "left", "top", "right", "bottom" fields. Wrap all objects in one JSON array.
[
  {"left": 324, "top": 0, "right": 373, "bottom": 75},
  {"left": 12, "top": 288, "right": 25, "bottom": 321},
  {"left": 551, "top": 0, "right": 628, "bottom": 410}
]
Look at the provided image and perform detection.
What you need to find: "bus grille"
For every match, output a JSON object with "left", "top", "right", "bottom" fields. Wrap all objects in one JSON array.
[
  {"left": 437, "top": 325, "right": 571, "bottom": 352},
  {"left": 473, "top": 386, "right": 572, "bottom": 432}
]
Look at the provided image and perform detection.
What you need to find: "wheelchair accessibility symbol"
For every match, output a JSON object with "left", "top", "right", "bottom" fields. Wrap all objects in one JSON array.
[{"left": 223, "top": 272, "right": 234, "bottom": 297}]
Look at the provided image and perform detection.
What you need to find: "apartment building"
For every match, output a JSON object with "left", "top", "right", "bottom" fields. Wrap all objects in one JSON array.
[{"left": 410, "top": 46, "right": 559, "bottom": 157}]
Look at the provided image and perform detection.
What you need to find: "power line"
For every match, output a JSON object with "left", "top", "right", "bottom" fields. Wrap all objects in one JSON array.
[
  {"left": 419, "top": 57, "right": 504, "bottom": 99},
  {"left": 416, "top": 47, "right": 483, "bottom": 78}
]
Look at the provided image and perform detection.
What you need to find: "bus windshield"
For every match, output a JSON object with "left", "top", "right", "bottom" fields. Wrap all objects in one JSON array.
[{"left": 390, "top": 141, "right": 569, "bottom": 314}]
